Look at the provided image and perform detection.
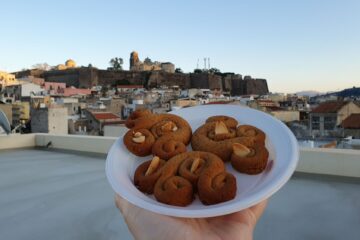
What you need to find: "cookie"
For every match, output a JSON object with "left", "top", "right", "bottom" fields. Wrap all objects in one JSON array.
[
  {"left": 153, "top": 151, "right": 236, "bottom": 206},
  {"left": 124, "top": 112, "right": 192, "bottom": 158},
  {"left": 231, "top": 143, "right": 269, "bottom": 174}
]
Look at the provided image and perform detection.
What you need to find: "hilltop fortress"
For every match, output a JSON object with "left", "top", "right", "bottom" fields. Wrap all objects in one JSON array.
[{"left": 13, "top": 54, "right": 269, "bottom": 95}]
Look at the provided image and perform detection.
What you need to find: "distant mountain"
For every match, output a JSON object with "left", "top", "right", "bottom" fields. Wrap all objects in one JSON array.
[
  {"left": 295, "top": 90, "right": 322, "bottom": 97},
  {"left": 310, "top": 86, "right": 360, "bottom": 99},
  {"left": 335, "top": 87, "right": 360, "bottom": 97}
]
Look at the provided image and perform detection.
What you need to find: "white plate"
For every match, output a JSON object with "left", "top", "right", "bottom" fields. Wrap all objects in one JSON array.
[{"left": 106, "top": 105, "right": 299, "bottom": 218}]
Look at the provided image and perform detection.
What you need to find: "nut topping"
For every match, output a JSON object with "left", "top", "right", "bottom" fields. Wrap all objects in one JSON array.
[
  {"left": 145, "top": 156, "right": 160, "bottom": 176},
  {"left": 232, "top": 143, "right": 251, "bottom": 157},
  {"left": 215, "top": 121, "right": 229, "bottom": 135}
]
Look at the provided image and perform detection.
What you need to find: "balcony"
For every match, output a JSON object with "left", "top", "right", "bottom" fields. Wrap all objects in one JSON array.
[{"left": 1, "top": 134, "right": 360, "bottom": 239}]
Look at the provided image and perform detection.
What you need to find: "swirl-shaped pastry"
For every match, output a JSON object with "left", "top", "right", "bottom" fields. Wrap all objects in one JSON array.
[
  {"left": 191, "top": 121, "right": 256, "bottom": 162},
  {"left": 153, "top": 151, "right": 236, "bottom": 206},
  {"left": 236, "top": 125, "right": 266, "bottom": 142},
  {"left": 151, "top": 137, "right": 187, "bottom": 160},
  {"left": 134, "top": 156, "right": 166, "bottom": 194},
  {"left": 125, "top": 108, "right": 153, "bottom": 128},
  {"left": 191, "top": 116, "right": 268, "bottom": 164},
  {"left": 124, "top": 112, "right": 192, "bottom": 158},
  {"left": 123, "top": 129, "right": 155, "bottom": 156},
  {"left": 206, "top": 115, "right": 238, "bottom": 128},
  {"left": 231, "top": 143, "right": 269, "bottom": 175}
]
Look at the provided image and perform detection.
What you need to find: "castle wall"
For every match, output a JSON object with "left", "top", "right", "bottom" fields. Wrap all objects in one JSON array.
[{"left": 26, "top": 67, "right": 268, "bottom": 95}]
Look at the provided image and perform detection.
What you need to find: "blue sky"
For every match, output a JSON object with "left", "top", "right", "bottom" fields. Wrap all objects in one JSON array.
[{"left": 1, "top": 0, "right": 359, "bottom": 93}]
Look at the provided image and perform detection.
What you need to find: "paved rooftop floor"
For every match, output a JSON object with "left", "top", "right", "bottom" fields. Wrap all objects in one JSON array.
[{"left": 1, "top": 148, "right": 360, "bottom": 240}]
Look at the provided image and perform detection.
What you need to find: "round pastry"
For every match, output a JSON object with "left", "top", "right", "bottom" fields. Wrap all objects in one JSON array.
[
  {"left": 206, "top": 115, "right": 238, "bottom": 128},
  {"left": 231, "top": 143, "right": 269, "bottom": 175},
  {"left": 236, "top": 125, "right": 266, "bottom": 142},
  {"left": 125, "top": 108, "right": 153, "bottom": 128},
  {"left": 123, "top": 129, "right": 155, "bottom": 156},
  {"left": 134, "top": 156, "right": 166, "bottom": 194},
  {"left": 191, "top": 121, "right": 256, "bottom": 162},
  {"left": 151, "top": 137, "right": 187, "bottom": 160},
  {"left": 153, "top": 151, "right": 236, "bottom": 206},
  {"left": 124, "top": 112, "right": 192, "bottom": 157}
]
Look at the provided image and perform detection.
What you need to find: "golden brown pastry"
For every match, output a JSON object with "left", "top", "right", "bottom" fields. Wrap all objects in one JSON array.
[
  {"left": 123, "top": 129, "right": 155, "bottom": 157},
  {"left": 153, "top": 151, "right": 237, "bottom": 206},
  {"left": 231, "top": 143, "right": 269, "bottom": 174},
  {"left": 191, "top": 115, "right": 269, "bottom": 175},
  {"left": 134, "top": 156, "right": 166, "bottom": 194},
  {"left": 151, "top": 137, "right": 187, "bottom": 160},
  {"left": 124, "top": 112, "right": 192, "bottom": 158},
  {"left": 125, "top": 108, "right": 153, "bottom": 128},
  {"left": 191, "top": 120, "right": 256, "bottom": 162}
]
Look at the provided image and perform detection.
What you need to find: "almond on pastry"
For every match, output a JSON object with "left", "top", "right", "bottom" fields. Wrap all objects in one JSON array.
[
  {"left": 132, "top": 132, "right": 145, "bottom": 143},
  {"left": 232, "top": 143, "right": 251, "bottom": 157},
  {"left": 145, "top": 156, "right": 161, "bottom": 176},
  {"left": 215, "top": 121, "right": 229, "bottom": 135}
]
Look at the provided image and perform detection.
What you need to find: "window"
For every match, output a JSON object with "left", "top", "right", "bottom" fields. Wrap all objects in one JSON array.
[
  {"left": 324, "top": 116, "right": 336, "bottom": 130},
  {"left": 312, "top": 116, "right": 320, "bottom": 130}
]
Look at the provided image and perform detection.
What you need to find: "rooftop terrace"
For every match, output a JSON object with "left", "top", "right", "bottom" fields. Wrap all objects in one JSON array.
[{"left": 1, "top": 134, "right": 360, "bottom": 239}]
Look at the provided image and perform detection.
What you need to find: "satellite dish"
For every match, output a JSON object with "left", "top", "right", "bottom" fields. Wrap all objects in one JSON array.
[{"left": 0, "top": 109, "right": 11, "bottom": 134}]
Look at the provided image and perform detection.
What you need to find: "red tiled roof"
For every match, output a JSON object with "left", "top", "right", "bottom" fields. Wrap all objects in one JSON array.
[
  {"left": 266, "top": 106, "right": 285, "bottom": 111},
  {"left": 205, "top": 101, "right": 233, "bottom": 105},
  {"left": 92, "top": 112, "right": 121, "bottom": 120},
  {"left": 117, "top": 85, "right": 143, "bottom": 88},
  {"left": 341, "top": 114, "right": 360, "bottom": 129},
  {"left": 311, "top": 101, "right": 348, "bottom": 113}
]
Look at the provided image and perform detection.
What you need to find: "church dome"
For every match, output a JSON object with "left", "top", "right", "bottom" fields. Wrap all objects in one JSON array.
[
  {"left": 56, "top": 64, "right": 67, "bottom": 70},
  {"left": 65, "top": 59, "right": 76, "bottom": 68}
]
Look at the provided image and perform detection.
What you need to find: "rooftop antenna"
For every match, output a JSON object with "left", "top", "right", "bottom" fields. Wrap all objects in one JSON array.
[
  {"left": 0, "top": 109, "right": 11, "bottom": 134},
  {"left": 203, "top": 58, "right": 207, "bottom": 70},
  {"left": 208, "top": 58, "right": 210, "bottom": 69}
]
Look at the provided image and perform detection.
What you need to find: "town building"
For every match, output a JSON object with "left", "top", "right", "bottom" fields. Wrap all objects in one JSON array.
[
  {"left": 12, "top": 102, "right": 30, "bottom": 126},
  {"left": 83, "top": 111, "right": 123, "bottom": 135},
  {"left": 0, "top": 71, "right": 19, "bottom": 89},
  {"left": 31, "top": 106, "right": 68, "bottom": 134},
  {"left": 0, "top": 102, "right": 13, "bottom": 126},
  {"left": 309, "top": 101, "right": 360, "bottom": 137},
  {"left": 341, "top": 114, "right": 360, "bottom": 138}
]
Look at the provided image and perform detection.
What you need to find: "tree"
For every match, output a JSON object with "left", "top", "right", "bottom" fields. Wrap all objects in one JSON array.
[
  {"left": 175, "top": 68, "right": 183, "bottom": 73},
  {"left": 193, "top": 69, "right": 203, "bottom": 74},
  {"left": 32, "top": 63, "right": 52, "bottom": 71},
  {"left": 144, "top": 57, "right": 153, "bottom": 64},
  {"left": 108, "top": 57, "right": 124, "bottom": 71},
  {"left": 101, "top": 86, "right": 109, "bottom": 97},
  {"left": 209, "top": 68, "right": 221, "bottom": 74}
]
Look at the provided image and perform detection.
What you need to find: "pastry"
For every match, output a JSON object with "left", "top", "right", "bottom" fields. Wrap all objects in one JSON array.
[
  {"left": 231, "top": 143, "right": 269, "bottom": 174},
  {"left": 191, "top": 115, "right": 269, "bottom": 174},
  {"left": 134, "top": 156, "right": 166, "bottom": 194},
  {"left": 124, "top": 112, "right": 192, "bottom": 159},
  {"left": 134, "top": 151, "right": 237, "bottom": 206}
]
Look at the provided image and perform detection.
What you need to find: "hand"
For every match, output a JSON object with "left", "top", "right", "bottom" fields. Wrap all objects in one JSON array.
[{"left": 115, "top": 194, "right": 267, "bottom": 240}]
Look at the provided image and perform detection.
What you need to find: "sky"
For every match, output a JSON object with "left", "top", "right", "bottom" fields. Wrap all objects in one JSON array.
[{"left": 1, "top": 0, "right": 359, "bottom": 93}]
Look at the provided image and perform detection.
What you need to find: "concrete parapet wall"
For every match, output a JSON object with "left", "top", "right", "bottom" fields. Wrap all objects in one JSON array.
[
  {"left": 2, "top": 134, "right": 360, "bottom": 178},
  {"left": 35, "top": 134, "right": 117, "bottom": 154},
  {"left": 0, "top": 134, "right": 36, "bottom": 150},
  {"left": 298, "top": 147, "right": 360, "bottom": 178}
]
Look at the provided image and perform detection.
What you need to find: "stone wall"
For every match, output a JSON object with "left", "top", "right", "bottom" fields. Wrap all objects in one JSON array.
[
  {"left": 20, "top": 67, "right": 269, "bottom": 95},
  {"left": 147, "top": 71, "right": 190, "bottom": 89}
]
